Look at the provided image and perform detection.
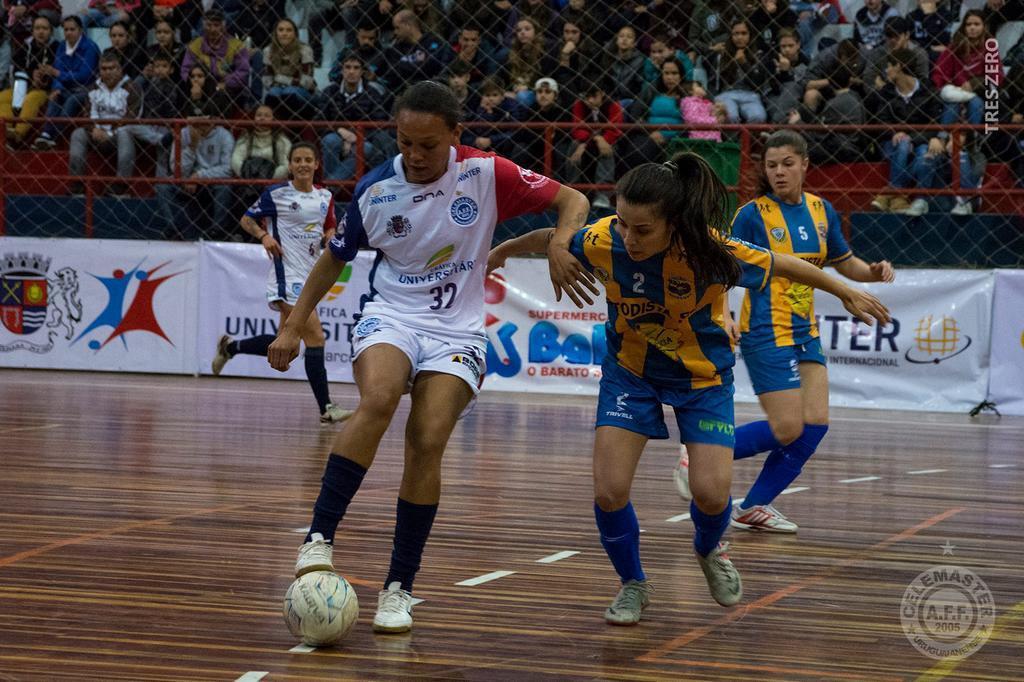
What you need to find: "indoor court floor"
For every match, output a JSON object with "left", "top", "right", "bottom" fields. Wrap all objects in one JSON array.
[{"left": 1, "top": 369, "right": 1022, "bottom": 681}]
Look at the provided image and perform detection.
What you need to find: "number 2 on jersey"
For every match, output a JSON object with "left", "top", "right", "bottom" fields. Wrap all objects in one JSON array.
[{"left": 429, "top": 283, "right": 457, "bottom": 310}]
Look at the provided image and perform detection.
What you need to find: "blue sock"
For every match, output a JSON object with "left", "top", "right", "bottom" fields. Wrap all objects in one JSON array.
[
  {"left": 228, "top": 334, "right": 274, "bottom": 357},
  {"left": 691, "top": 497, "right": 732, "bottom": 557},
  {"left": 734, "top": 420, "right": 781, "bottom": 460},
  {"left": 303, "top": 346, "right": 331, "bottom": 413},
  {"left": 742, "top": 424, "right": 828, "bottom": 508},
  {"left": 306, "top": 454, "right": 367, "bottom": 544},
  {"left": 594, "top": 501, "right": 645, "bottom": 583},
  {"left": 385, "top": 498, "right": 439, "bottom": 593}
]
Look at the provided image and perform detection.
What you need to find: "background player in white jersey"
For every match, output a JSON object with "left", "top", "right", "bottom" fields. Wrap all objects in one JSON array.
[
  {"left": 267, "top": 81, "right": 592, "bottom": 634},
  {"left": 212, "top": 142, "right": 352, "bottom": 425}
]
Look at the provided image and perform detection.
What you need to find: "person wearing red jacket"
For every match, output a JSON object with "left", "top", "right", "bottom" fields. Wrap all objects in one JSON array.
[
  {"left": 931, "top": 10, "right": 1003, "bottom": 124},
  {"left": 567, "top": 79, "right": 623, "bottom": 208}
]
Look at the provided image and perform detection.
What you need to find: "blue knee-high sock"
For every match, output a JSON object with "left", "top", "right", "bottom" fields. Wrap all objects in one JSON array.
[
  {"left": 691, "top": 497, "right": 732, "bottom": 557},
  {"left": 734, "top": 420, "right": 781, "bottom": 460},
  {"left": 741, "top": 424, "right": 829, "bottom": 508},
  {"left": 303, "top": 346, "right": 331, "bottom": 413},
  {"left": 306, "top": 454, "right": 367, "bottom": 544},
  {"left": 384, "top": 498, "right": 439, "bottom": 593},
  {"left": 594, "top": 501, "right": 645, "bottom": 583},
  {"left": 228, "top": 334, "right": 274, "bottom": 357}
]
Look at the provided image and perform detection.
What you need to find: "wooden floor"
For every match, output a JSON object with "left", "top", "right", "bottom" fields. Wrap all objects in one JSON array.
[{"left": 1, "top": 369, "right": 1022, "bottom": 681}]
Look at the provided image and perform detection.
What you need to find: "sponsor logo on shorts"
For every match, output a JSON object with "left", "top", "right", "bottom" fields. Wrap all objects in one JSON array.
[
  {"left": 451, "top": 352, "right": 482, "bottom": 382},
  {"left": 605, "top": 392, "right": 633, "bottom": 420},
  {"left": 450, "top": 197, "right": 479, "bottom": 227},
  {"left": 291, "top": 282, "right": 302, "bottom": 296},
  {"left": 667, "top": 276, "right": 692, "bottom": 298},
  {"left": 354, "top": 316, "right": 382, "bottom": 338},
  {"left": 698, "top": 419, "right": 734, "bottom": 436},
  {"left": 386, "top": 215, "right": 412, "bottom": 239}
]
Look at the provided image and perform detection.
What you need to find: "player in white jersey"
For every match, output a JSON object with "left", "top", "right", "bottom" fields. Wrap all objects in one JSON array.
[
  {"left": 267, "top": 81, "right": 592, "bottom": 634},
  {"left": 212, "top": 142, "right": 351, "bottom": 424}
]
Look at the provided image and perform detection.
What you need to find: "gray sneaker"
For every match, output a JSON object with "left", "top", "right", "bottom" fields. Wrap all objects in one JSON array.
[
  {"left": 320, "top": 403, "right": 353, "bottom": 425},
  {"left": 211, "top": 334, "right": 232, "bottom": 376},
  {"left": 604, "top": 579, "right": 651, "bottom": 625},
  {"left": 695, "top": 542, "right": 742, "bottom": 607}
]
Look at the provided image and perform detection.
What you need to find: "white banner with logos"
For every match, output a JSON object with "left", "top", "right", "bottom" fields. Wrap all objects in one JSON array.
[
  {"left": 0, "top": 237, "right": 199, "bottom": 373},
  {"left": 197, "top": 243, "right": 374, "bottom": 381},
  {"left": 483, "top": 264, "right": 994, "bottom": 413},
  {"left": 987, "top": 270, "right": 1024, "bottom": 415}
]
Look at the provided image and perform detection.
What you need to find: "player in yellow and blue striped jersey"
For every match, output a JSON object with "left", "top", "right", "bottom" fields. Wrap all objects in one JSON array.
[
  {"left": 490, "top": 152, "right": 891, "bottom": 624},
  {"left": 673, "top": 130, "right": 895, "bottom": 534}
]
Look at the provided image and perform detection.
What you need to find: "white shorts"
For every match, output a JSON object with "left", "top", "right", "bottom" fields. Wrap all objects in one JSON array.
[
  {"left": 265, "top": 268, "right": 306, "bottom": 311},
  {"left": 352, "top": 314, "right": 487, "bottom": 396}
]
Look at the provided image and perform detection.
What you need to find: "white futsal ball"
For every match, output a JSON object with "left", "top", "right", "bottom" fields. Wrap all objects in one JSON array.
[{"left": 283, "top": 571, "right": 359, "bottom": 646}]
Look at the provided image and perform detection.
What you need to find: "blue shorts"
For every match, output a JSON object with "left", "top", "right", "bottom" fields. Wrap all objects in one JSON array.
[
  {"left": 595, "top": 359, "right": 736, "bottom": 448},
  {"left": 741, "top": 337, "right": 827, "bottom": 395}
]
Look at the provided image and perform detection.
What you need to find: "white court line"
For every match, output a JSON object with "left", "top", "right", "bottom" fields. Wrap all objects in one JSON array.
[
  {"left": 990, "top": 464, "right": 1017, "bottom": 468},
  {"left": 536, "top": 550, "right": 580, "bottom": 564},
  {"left": 665, "top": 512, "right": 690, "bottom": 523},
  {"left": 840, "top": 475, "right": 881, "bottom": 483},
  {"left": 456, "top": 570, "right": 516, "bottom": 587},
  {"left": 235, "top": 673, "right": 269, "bottom": 681},
  {"left": 907, "top": 469, "right": 948, "bottom": 475},
  {"left": 292, "top": 526, "right": 310, "bottom": 534},
  {"left": 289, "top": 644, "right": 316, "bottom": 653},
  {"left": 0, "top": 423, "right": 63, "bottom": 434},
  {"left": 780, "top": 486, "right": 810, "bottom": 495}
]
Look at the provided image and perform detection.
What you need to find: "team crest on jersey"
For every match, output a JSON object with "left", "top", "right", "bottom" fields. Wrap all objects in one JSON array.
[
  {"left": 667, "top": 276, "right": 692, "bottom": 298},
  {"left": 450, "top": 197, "right": 479, "bottom": 227},
  {"left": 770, "top": 227, "right": 787, "bottom": 242},
  {"left": 517, "top": 166, "right": 550, "bottom": 189},
  {"left": 816, "top": 222, "right": 827, "bottom": 238},
  {"left": 386, "top": 215, "right": 412, "bottom": 239},
  {"left": 289, "top": 201, "right": 300, "bottom": 211},
  {"left": 320, "top": 201, "right": 328, "bottom": 216},
  {"left": 354, "top": 316, "right": 382, "bottom": 338}
]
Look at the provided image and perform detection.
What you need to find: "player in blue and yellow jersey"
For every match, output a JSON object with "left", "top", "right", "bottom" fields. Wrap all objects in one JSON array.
[
  {"left": 673, "top": 130, "right": 895, "bottom": 534},
  {"left": 490, "top": 152, "right": 890, "bottom": 624}
]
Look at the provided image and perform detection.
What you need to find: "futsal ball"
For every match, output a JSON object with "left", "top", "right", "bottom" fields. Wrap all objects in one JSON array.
[{"left": 283, "top": 571, "right": 359, "bottom": 646}]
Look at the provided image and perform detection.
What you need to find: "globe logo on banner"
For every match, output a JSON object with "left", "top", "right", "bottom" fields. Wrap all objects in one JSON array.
[{"left": 905, "top": 314, "right": 972, "bottom": 364}]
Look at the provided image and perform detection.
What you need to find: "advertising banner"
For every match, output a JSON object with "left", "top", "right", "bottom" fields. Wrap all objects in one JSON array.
[
  {"left": 988, "top": 270, "right": 1024, "bottom": 415},
  {"left": 0, "top": 237, "right": 199, "bottom": 373}
]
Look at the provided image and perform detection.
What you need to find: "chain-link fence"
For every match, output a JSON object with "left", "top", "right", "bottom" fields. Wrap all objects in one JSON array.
[{"left": 1, "top": 0, "right": 1022, "bottom": 265}]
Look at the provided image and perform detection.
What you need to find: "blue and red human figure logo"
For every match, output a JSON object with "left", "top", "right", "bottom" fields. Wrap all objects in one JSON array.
[{"left": 74, "top": 260, "right": 185, "bottom": 350}]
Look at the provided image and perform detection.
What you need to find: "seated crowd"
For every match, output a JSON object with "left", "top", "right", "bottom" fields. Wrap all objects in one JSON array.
[{"left": 0, "top": 0, "right": 1021, "bottom": 224}]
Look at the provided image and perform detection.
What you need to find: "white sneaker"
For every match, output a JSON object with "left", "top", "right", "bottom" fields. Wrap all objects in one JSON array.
[
  {"left": 320, "top": 403, "right": 353, "bottom": 425},
  {"left": 951, "top": 200, "right": 973, "bottom": 215},
  {"left": 903, "top": 198, "right": 928, "bottom": 217},
  {"left": 295, "top": 533, "right": 334, "bottom": 577},
  {"left": 211, "top": 334, "right": 231, "bottom": 376},
  {"left": 604, "top": 579, "right": 651, "bottom": 626},
  {"left": 730, "top": 503, "right": 799, "bottom": 533},
  {"left": 695, "top": 542, "right": 742, "bottom": 607},
  {"left": 373, "top": 581, "right": 413, "bottom": 633},
  {"left": 673, "top": 445, "right": 692, "bottom": 501}
]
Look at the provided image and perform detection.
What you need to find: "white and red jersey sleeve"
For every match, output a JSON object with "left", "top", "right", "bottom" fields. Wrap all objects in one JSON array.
[
  {"left": 491, "top": 155, "right": 561, "bottom": 222},
  {"left": 321, "top": 190, "right": 338, "bottom": 234}
]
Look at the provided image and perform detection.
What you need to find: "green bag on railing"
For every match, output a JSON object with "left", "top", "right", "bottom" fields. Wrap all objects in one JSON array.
[{"left": 665, "top": 138, "right": 741, "bottom": 217}]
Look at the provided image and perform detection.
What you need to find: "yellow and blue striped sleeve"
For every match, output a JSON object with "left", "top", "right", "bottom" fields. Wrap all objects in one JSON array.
[
  {"left": 824, "top": 201, "right": 853, "bottom": 265},
  {"left": 568, "top": 226, "right": 596, "bottom": 274},
  {"left": 724, "top": 236, "right": 774, "bottom": 291}
]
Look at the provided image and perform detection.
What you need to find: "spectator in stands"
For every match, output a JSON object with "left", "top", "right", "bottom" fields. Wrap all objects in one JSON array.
[
  {"left": 523, "top": 76, "right": 571, "bottom": 177},
  {"left": 688, "top": 0, "right": 741, "bottom": 62},
  {"left": 180, "top": 8, "right": 251, "bottom": 109},
  {"left": 445, "top": 59, "right": 478, "bottom": 116},
  {"left": 854, "top": 0, "right": 901, "bottom": 50},
  {"left": 346, "top": 0, "right": 396, "bottom": 36},
  {"left": 645, "top": 0, "right": 692, "bottom": 50},
  {"left": 542, "top": 19, "right": 598, "bottom": 101},
  {"left": 31, "top": 16, "right": 100, "bottom": 150},
  {"left": 560, "top": 0, "right": 597, "bottom": 41},
  {"left": 404, "top": 0, "right": 451, "bottom": 44},
  {"left": 866, "top": 47, "right": 943, "bottom": 213},
  {"left": 932, "top": 10, "right": 1003, "bottom": 125},
  {"left": 907, "top": 0, "right": 954, "bottom": 64},
  {"left": 152, "top": 0, "right": 203, "bottom": 43},
  {"left": 681, "top": 80, "right": 726, "bottom": 140},
  {"left": 181, "top": 64, "right": 232, "bottom": 118},
  {"left": 4, "top": 1, "right": 61, "bottom": 49},
  {"left": 80, "top": 0, "right": 138, "bottom": 29},
  {"left": 762, "top": 27, "right": 809, "bottom": 122},
  {"left": 386, "top": 9, "right": 452, "bottom": 89},
  {"left": 146, "top": 19, "right": 184, "bottom": 79},
  {"left": 748, "top": 0, "right": 799, "bottom": 53},
  {"left": 232, "top": 0, "right": 285, "bottom": 89},
  {"left": 603, "top": 25, "right": 649, "bottom": 104},
  {"left": 156, "top": 112, "right": 234, "bottom": 240},
  {"left": 451, "top": 23, "right": 498, "bottom": 88},
  {"left": 906, "top": 129, "right": 985, "bottom": 215},
  {"left": 262, "top": 18, "right": 316, "bottom": 120},
  {"left": 980, "top": 0, "right": 1024, "bottom": 37},
  {"left": 321, "top": 52, "right": 392, "bottom": 180},
  {"left": 788, "top": 65, "right": 865, "bottom": 163},
  {"left": 328, "top": 22, "right": 388, "bottom": 86},
  {"left": 0, "top": 14, "right": 55, "bottom": 149},
  {"left": 461, "top": 75, "right": 525, "bottom": 160},
  {"left": 643, "top": 33, "right": 694, "bottom": 85},
  {"left": 792, "top": 0, "right": 845, "bottom": 56},
  {"left": 108, "top": 20, "right": 148, "bottom": 81},
  {"left": 500, "top": 17, "right": 546, "bottom": 106},
  {"left": 231, "top": 103, "right": 290, "bottom": 216},
  {"left": 124, "top": 52, "right": 179, "bottom": 176},
  {"left": 865, "top": 16, "right": 930, "bottom": 89},
  {"left": 308, "top": 0, "right": 357, "bottom": 65},
  {"left": 67, "top": 50, "right": 141, "bottom": 197},
  {"left": 567, "top": 79, "right": 623, "bottom": 208},
  {"left": 708, "top": 19, "right": 769, "bottom": 123},
  {"left": 801, "top": 38, "right": 869, "bottom": 114},
  {"left": 603, "top": 0, "right": 652, "bottom": 46},
  {"left": 627, "top": 56, "right": 688, "bottom": 163}
]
